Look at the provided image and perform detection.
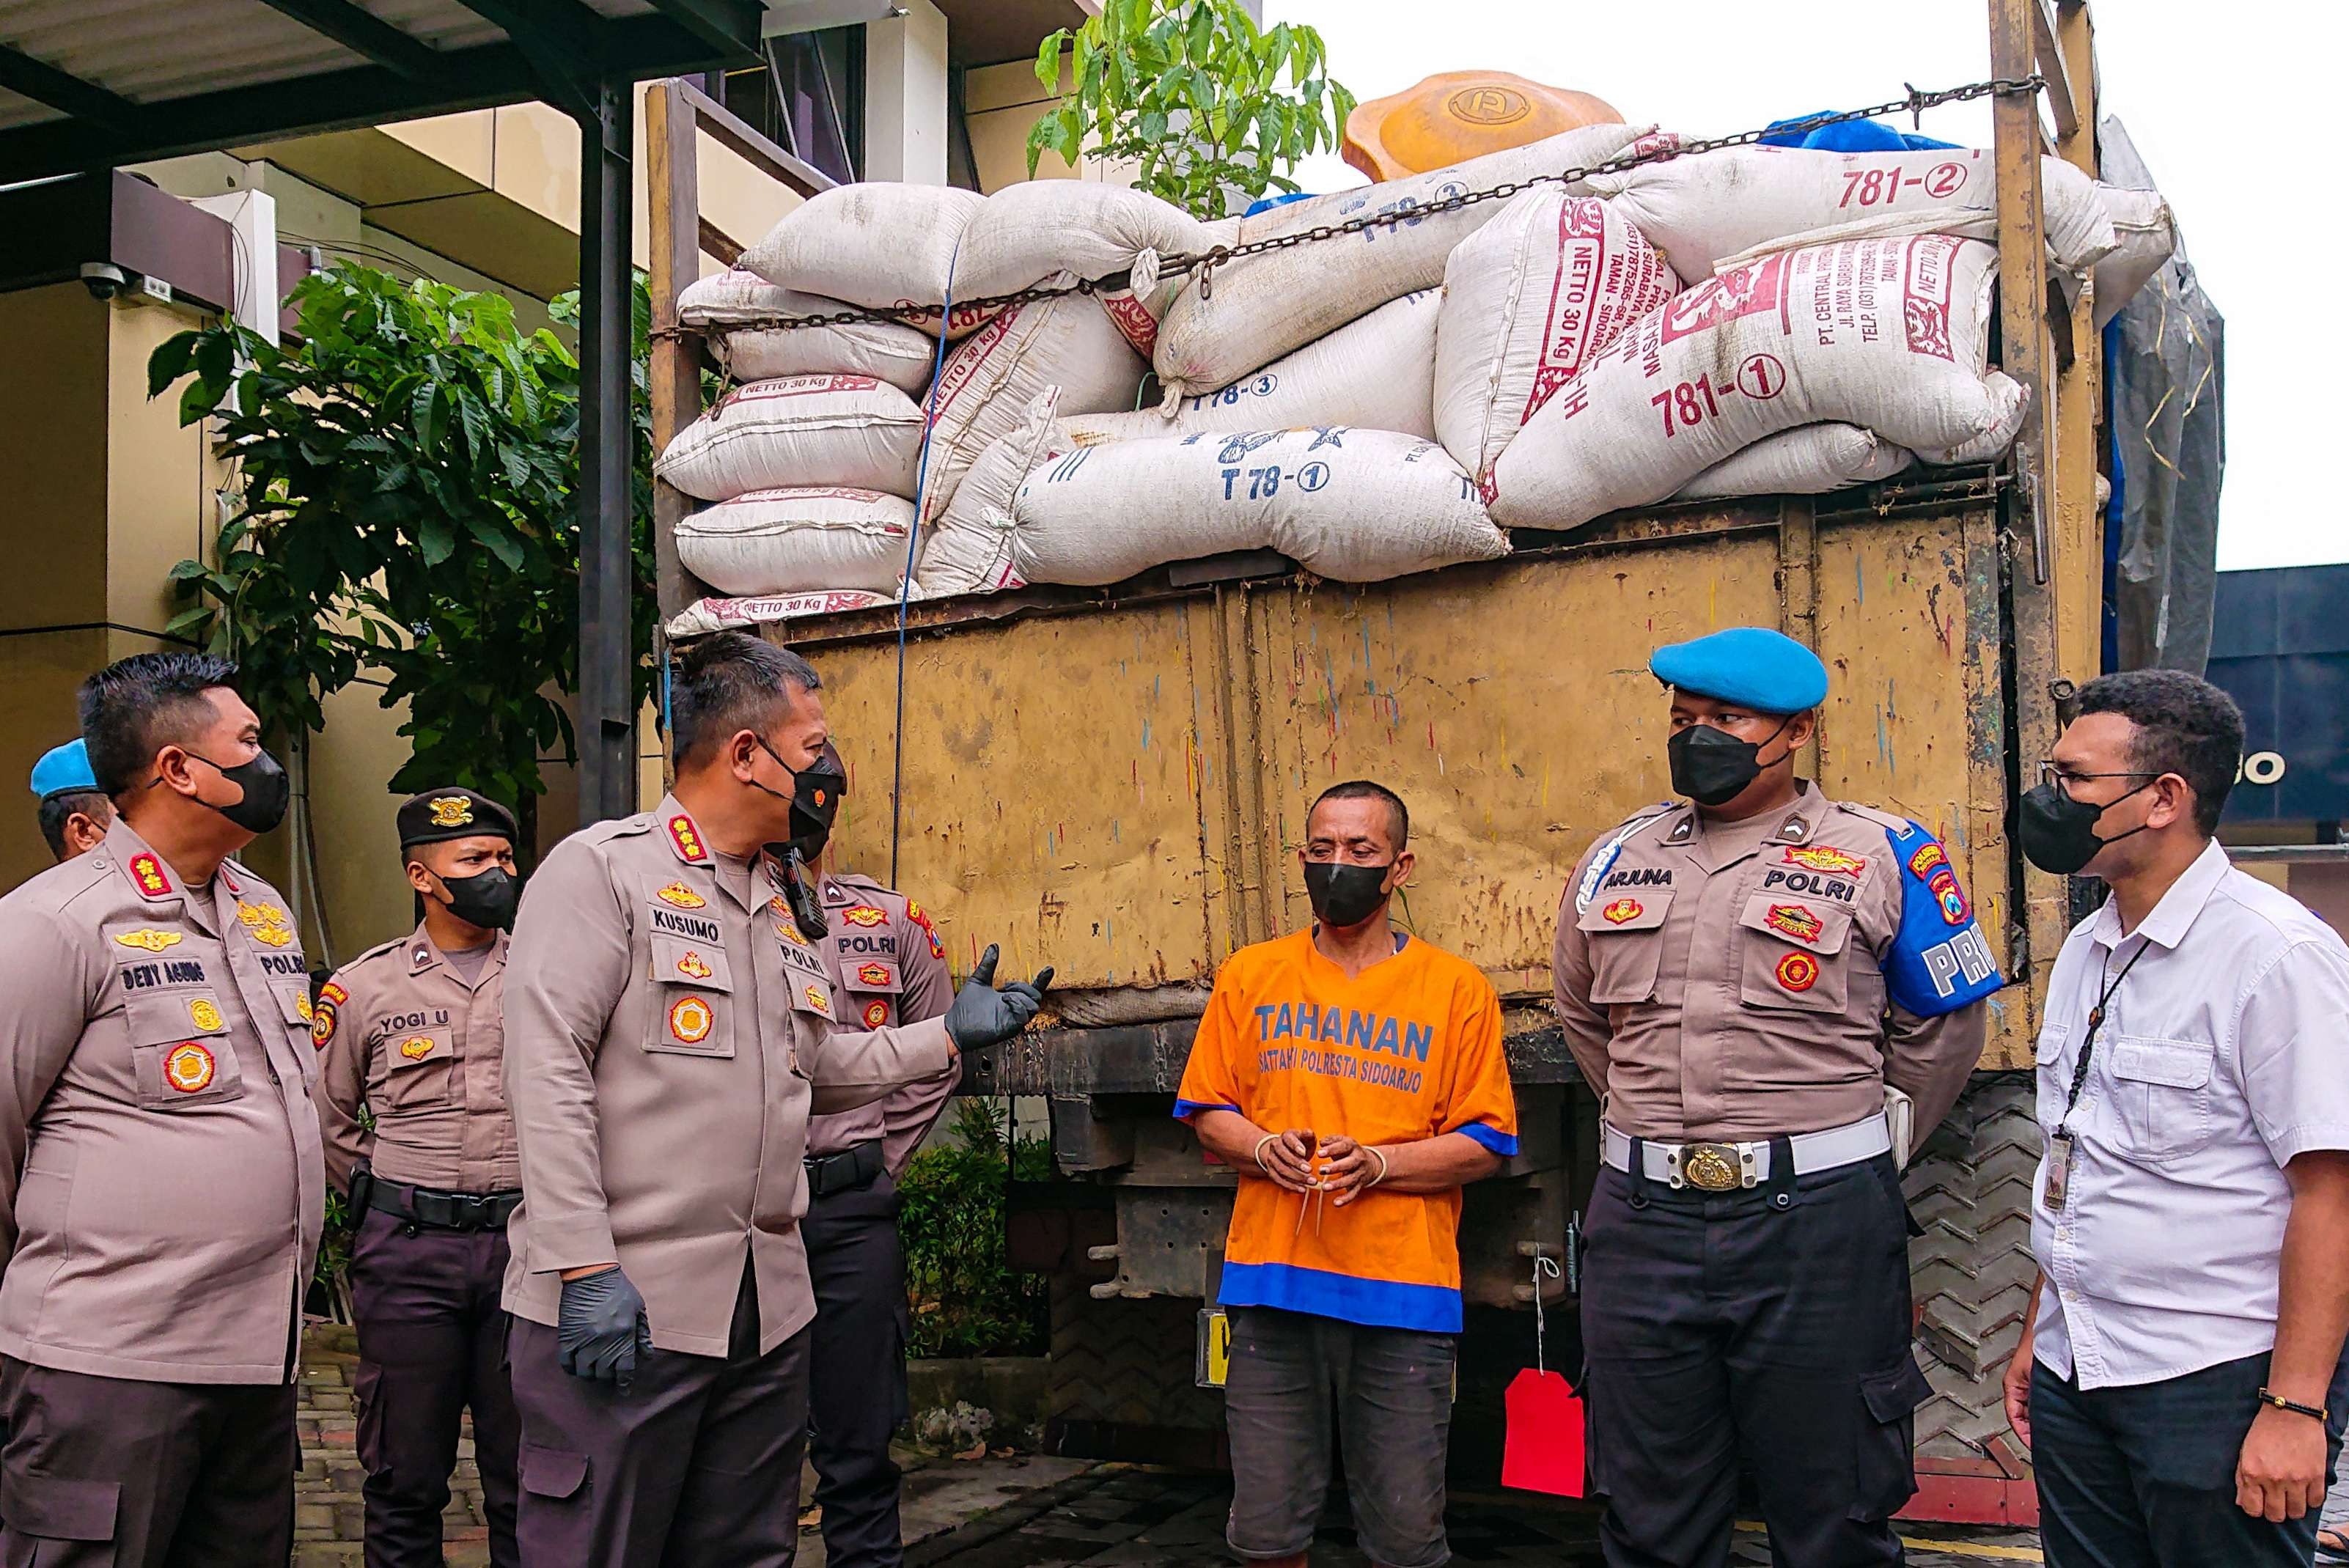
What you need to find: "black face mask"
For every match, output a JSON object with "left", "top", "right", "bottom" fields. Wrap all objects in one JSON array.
[
  {"left": 779, "top": 762, "right": 847, "bottom": 862},
  {"left": 1666, "top": 718, "right": 1792, "bottom": 808},
  {"left": 435, "top": 865, "right": 519, "bottom": 932},
  {"left": 1303, "top": 861, "right": 1394, "bottom": 929},
  {"left": 2017, "top": 780, "right": 2155, "bottom": 876},
  {"left": 185, "top": 748, "right": 290, "bottom": 835}
]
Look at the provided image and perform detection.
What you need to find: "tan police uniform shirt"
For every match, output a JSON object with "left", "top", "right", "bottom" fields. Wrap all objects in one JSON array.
[
  {"left": 501, "top": 796, "right": 957, "bottom": 1358},
  {"left": 0, "top": 817, "right": 323, "bottom": 1383},
  {"left": 1552, "top": 784, "right": 1985, "bottom": 1141},
  {"left": 315, "top": 924, "right": 518, "bottom": 1196},
  {"left": 804, "top": 872, "right": 957, "bottom": 1175}
]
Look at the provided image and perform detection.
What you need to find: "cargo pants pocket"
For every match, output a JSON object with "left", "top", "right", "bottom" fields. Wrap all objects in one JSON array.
[
  {"left": 1850, "top": 1357, "right": 1934, "bottom": 1520},
  {"left": 1, "top": 1473, "right": 120, "bottom": 1567}
]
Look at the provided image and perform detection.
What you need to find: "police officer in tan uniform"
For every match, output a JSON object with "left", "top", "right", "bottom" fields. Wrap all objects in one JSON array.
[
  {"left": 317, "top": 787, "right": 526, "bottom": 1567},
  {"left": 776, "top": 742, "right": 957, "bottom": 1567},
  {"left": 501, "top": 633, "right": 1050, "bottom": 1567},
  {"left": 1553, "top": 627, "right": 2002, "bottom": 1568},
  {"left": 0, "top": 652, "right": 318, "bottom": 1566},
  {"left": 30, "top": 738, "right": 114, "bottom": 864}
]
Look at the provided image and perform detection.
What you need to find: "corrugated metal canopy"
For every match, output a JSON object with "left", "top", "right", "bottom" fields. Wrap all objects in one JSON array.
[{"left": 0, "top": 0, "right": 760, "bottom": 178}]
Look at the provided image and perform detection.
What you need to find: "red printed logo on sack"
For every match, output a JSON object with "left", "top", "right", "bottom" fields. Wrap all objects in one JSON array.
[
  {"left": 1775, "top": 952, "right": 1820, "bottom": 993},
  {"left": 1660, "top": 252, "right": 1787, "bottom": 345},
  {"left": 1903, "top": 235, "right": 1960, "bottom": 361}
]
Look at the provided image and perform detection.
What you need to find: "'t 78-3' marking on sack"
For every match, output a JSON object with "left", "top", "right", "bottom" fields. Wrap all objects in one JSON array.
[
  {"left": 1220, "top": 461, "right": 1333, "bottom": 499},
  {"left": 1650, "top": 355, "right": 1786, "bottom": 438}
]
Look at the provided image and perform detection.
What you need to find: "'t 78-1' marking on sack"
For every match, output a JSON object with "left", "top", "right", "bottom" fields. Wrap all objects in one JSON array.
[
  {"left": 1221, "top": 462, "right": 1332, "bottom": 499},
  {"left": 1650, "top": 356, "right": 1786, "bottom": 437}
]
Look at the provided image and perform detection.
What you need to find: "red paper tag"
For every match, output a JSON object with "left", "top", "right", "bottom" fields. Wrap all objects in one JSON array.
[{"left": 1501, "top": 1367, "right": 1587, "bottom": 1497}]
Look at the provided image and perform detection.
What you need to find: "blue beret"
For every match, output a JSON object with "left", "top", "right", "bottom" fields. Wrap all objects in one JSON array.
[
  {"left": 1650, "top": 627, "right": 1828, "bottom": 713},
  {"left": 30, "top": 739, "right": 98, "bottom": 800}
]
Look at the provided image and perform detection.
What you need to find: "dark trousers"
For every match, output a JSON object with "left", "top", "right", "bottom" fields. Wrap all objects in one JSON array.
[
  {"left": 2033, "top": 1349, "right": 2349, "bottom": 1567},
  {"left": 349, "top": 1206, "right": 522, "bottom": 1568},
  {"left": 1581, "top": 1152, "right": 1928, "bottom": 1568},
  {"left": 509, "top": 1265, "right": 810, "bottom": 1568},
  {"left": 0, "top": 1358, "right": 295, "bottom": 1567},
  {"left": 1221, "top": 1306, "right": 1457, "bottom": 1568},
  {"left": 804, "top": 1174, "right": 911, "bottom": 1568}
]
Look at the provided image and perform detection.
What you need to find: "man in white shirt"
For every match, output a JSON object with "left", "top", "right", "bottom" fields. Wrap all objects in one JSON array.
[{"left": 2002, "top": 669, "right": 2349, "bottom": 1566}]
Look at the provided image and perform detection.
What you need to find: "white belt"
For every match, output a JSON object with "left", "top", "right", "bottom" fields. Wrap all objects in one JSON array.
[{"left": 1600, "top": 1114, "right": 1891, "bottom": 1191}]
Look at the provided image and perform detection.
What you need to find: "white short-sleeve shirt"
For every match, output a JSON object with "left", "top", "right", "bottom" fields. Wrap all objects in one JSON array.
[{"left": 2032, "top": 839, "right": 2349, "bottom": 1390}]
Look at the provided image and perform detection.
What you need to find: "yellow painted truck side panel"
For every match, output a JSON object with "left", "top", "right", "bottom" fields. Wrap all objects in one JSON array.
[{"left": 799, "top": 504, "right": 2036, "bottom": 1068}]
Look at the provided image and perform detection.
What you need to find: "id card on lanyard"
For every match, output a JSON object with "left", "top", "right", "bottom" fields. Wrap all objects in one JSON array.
[{"left": 2046, "top": 937, "right": 2150, "bottom": 1210}]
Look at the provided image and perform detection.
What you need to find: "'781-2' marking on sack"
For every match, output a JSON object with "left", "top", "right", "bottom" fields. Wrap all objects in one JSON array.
[
  {"left": 1841, "top": 162, "right": 1968, "bottom": 207},
  {"left": 1651, "top": 356, "right": 1786, "bottom": 437}
]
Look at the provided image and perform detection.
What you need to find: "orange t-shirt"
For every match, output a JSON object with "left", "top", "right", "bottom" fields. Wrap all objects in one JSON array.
[{"left": 1174, "top": 930, "right": 1515, "bottom": 1332}]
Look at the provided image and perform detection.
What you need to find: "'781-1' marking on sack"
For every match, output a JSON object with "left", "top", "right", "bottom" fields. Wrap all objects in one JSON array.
[{"left": 1650, "top": 356, "right": 1786, "bottom": 437}]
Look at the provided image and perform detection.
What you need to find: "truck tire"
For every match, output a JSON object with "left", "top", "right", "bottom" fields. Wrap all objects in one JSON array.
[
  {"left": 1045, "top": 1277, "right": 1226, "bottom": 1444},
  {"left": 1903, "top": 1072, "right": 2041, "bottom": 1469}
]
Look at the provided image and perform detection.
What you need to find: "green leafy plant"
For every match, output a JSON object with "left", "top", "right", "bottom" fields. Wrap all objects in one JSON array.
[
  {"left": 897, "top": 1099, "right": 1051, "bottom": 1358},
  {"left": 149, "top": 264, "right": 658, "bottom": 855},
  {"left": 1026, "top": 0, "right": 1356, "bottom": 220}
]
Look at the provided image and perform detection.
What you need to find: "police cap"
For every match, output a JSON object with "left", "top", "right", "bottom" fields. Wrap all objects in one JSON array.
[
  {"left": 1650, "top": 627, "right": 1828, "bottom": 714},
  {"left": 397, "top": 789, "right": 518, "bottom": 850},
  {"left": 30, "top": 739, "right": 99, "bottom": 801}
]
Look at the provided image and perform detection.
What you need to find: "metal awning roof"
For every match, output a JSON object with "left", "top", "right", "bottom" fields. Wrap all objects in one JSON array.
[{"left": 0, "top": 0, "right": 767, "bottom": 180}]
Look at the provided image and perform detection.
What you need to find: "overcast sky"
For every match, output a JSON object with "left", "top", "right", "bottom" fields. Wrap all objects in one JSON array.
[{"left": 1267, "top": 0, "right": 2344, "bottom": 573}]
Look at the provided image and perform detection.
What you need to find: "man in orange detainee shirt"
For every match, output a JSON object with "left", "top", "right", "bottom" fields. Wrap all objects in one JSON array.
[{"left": 1175, "top": 780, "right": 1517, "bottom": 1568}]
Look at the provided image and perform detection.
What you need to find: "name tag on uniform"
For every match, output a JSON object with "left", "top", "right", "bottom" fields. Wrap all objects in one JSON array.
[
  {"left": 774, "top": 927, "right": 829, "bottom": 987},
  {"left": 2044, "top": 1133, "right": 2074, "bottom": 1210}
]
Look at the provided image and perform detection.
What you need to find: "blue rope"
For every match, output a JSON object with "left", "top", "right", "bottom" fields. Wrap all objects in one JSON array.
[{"left": 891, "top": 241, "right": 961, "bottom": 886}]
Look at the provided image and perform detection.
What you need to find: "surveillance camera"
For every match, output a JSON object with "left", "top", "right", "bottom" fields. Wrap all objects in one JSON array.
[{"left": 79, "top": 262, "right": 128, "bottom": 301}]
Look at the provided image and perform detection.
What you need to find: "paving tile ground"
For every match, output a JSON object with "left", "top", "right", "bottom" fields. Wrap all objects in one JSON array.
[{"left": 296, "top": 1327, "right": 2041, "bottom": 1565}]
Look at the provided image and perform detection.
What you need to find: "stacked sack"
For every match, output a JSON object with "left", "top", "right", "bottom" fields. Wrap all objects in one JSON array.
[{"left": 656, "top": 127, "right": 2177, "bottom": 615}]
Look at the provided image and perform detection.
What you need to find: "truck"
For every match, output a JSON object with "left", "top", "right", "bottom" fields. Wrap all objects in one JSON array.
[{"left": 645, "top": 0, "right": 2172, "bottom": 1526}]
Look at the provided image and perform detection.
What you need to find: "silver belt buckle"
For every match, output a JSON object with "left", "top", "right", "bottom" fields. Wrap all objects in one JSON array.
[{"left": 1666, "top": 1141, "right": 1760, "bottom": 1192}]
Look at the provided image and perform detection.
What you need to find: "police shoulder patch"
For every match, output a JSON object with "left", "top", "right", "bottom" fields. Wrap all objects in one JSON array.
[
  {"left": 667, "top": 814, "right": 709, "bottom": 864},
  {"left": 1877, "top": 817, "right": 2001, "bottom": 1017},
  {"left": 128, "top": 853, "right": 174, "bottom": 899}
]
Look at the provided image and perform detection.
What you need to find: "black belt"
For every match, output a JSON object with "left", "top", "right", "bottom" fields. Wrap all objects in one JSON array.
[
  {"left": 804, "top": 1138, "right": 886, "bottom": 1200},
  {"left": 369, "top": 1177, "right": 523, "bottom": 1232}
]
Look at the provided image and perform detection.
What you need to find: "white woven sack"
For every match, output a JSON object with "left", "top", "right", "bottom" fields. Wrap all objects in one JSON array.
[
  {"left": 919, "top": 286, "right": 1146, "bottom": 521},
  {"left": 1097, "top": 216, "right": 1243, "bottom": 358},
  {"left": 655, "top": 375, "right": 925, "bottom": 502},
  {"left": 1674, "top": 424, "right": 1914, "bottom": 501},
  {"left": 957, "top": 181, "right": 1211, "bottom": 303},
  {"left": 914, "top": 391, "right": 1062, "bottom": 600},
  {"left": 1434, "top": 190, "right": 1679, "bottom": 496},
  {"left": 1490, "top": 235, "right": 2026, "bottom": 532},
  {"left": 1010, "top": 426, "right": 1507, "bottom": 586},
  {"left": 685, "top": 268, "right": 933, "bottom": 386},
  {"left": 2091, "top": 185, "right": 2174, "bottom": 327},
  {"left": 738, "top": 183, "right": 993, "bottom": 336},
  {"left": 674, "top": 487, "right": 914, "bottom": 597},
  {"left": 1153, "top": 122, "right": 1669, "bottom": 397},
  {"left": 1059, "top": 289, "right": 1444, "bottom": 445},
  {"left": 1589, "top": 147, "right": 2114, "bottom": 281},
  {"left": 666, "top": 589, "right": 895, "bottom": 638}
]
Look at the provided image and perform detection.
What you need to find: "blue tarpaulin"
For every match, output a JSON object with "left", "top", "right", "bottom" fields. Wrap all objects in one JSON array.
[{"left": 1759, "top": 114, "right": 1959, "bottom": 154}]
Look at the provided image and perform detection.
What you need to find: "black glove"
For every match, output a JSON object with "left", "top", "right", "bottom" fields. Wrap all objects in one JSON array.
[
  {"left": 942, "top": 943, "right": 1054, "bottom": 1051},
  {"left": 557, "top": 1266, "right": 652, "bottom": 1391}
]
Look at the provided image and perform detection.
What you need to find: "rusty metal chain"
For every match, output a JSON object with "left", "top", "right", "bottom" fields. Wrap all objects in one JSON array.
[{"left": 650, "top": 74, "right": 2043, "bottom": 342}]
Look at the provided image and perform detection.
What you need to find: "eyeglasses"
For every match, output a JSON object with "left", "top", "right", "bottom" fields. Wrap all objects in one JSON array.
[{"left": 2038, "top": 761, "right": 2160, "bottom": 796}]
